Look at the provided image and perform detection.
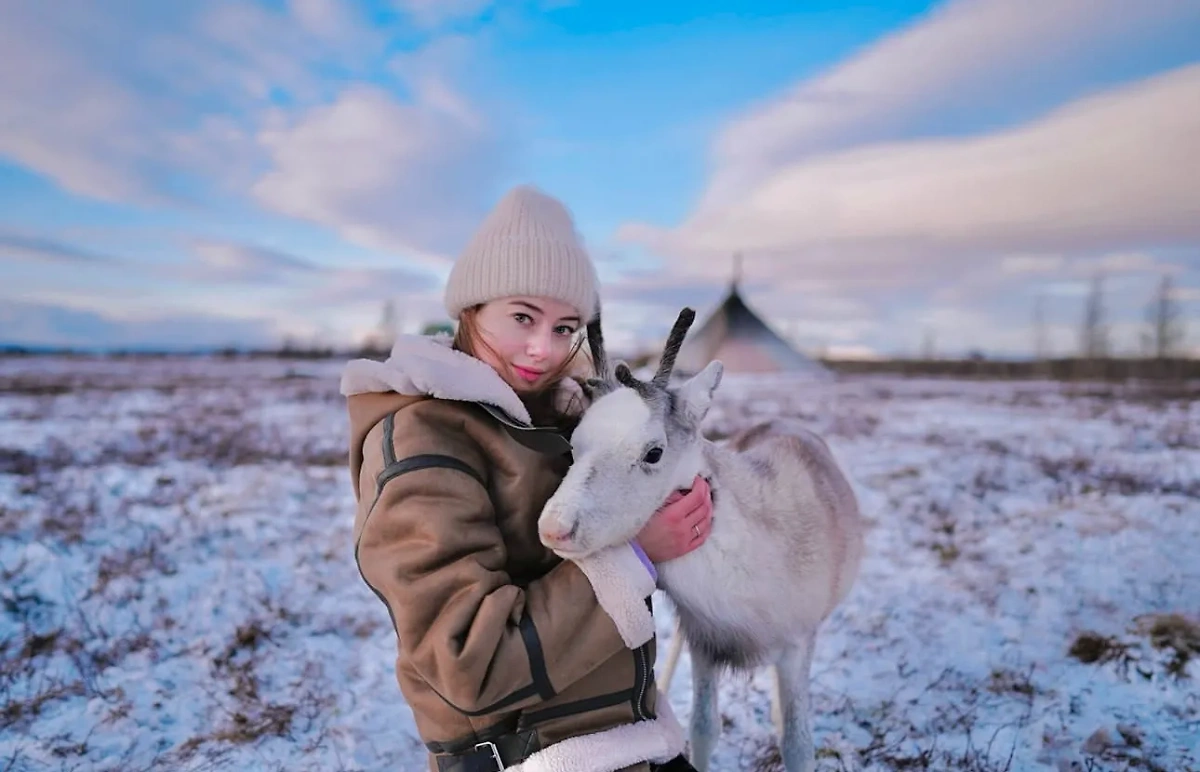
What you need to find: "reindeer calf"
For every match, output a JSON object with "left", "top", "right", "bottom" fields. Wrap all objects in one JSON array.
[{"left": 538, "top": 308, "right": 864, "bottom": 772}]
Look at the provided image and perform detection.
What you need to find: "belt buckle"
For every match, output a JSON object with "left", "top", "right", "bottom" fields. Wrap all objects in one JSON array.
[{"left": 474, "top": 741, "right": 504, "bottom": 770}]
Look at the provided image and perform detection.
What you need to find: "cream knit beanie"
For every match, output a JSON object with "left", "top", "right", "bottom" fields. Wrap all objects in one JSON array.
[{"left": 444, "top": 185, "right": 600, "bottom": 321}]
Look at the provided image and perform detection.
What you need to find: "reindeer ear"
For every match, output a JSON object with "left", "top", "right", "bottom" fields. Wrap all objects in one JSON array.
[
  {"left": 674, "top": 360, "right": 723, "bottom": 427},
  {"left": 614, "top": 362, "right": 640, "bottom": 389},
  {"left": 581, "top": 377, "right": 613, "bottom": 402}
]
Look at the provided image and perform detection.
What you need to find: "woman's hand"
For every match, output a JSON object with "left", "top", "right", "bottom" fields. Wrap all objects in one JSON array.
[{"left": 635, "top": 476, "right": 713, "bottom": 563}]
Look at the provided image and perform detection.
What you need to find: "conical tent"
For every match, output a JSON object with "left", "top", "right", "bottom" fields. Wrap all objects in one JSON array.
[{"left": 673, "top": 259, "right": 830, "bottom": 377}]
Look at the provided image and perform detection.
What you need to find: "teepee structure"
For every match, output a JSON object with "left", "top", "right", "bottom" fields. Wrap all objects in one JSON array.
[{"left": 673, "top": 256, "right": 830, "bottom": 377}]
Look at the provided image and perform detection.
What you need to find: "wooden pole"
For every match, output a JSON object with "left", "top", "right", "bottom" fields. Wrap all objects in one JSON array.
[{"left": 657, "top": 616, "right": 686, "bottom": 694}]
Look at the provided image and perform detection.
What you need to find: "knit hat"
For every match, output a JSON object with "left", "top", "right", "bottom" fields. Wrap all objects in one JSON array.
[{"left": 444, "top": 185, "right": 600, "bottom": 321}]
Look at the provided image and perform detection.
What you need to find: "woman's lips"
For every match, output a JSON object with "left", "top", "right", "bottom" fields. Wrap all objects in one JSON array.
[{"left": 513, "top": 365, "right": 544, "bottom": 383}]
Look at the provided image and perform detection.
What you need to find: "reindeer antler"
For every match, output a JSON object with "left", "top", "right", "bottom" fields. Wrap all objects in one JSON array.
[
  {"left": 606, "top": 307, "right": 696, "bottom": 397},
  {"left": 581, "top": 313, "right": 623, "bottom": 401},
  {"left": 651, "top": 307, "right": 695, "bottom": 386},
  {"left": 586, "top": 315, "right": 608, "bottom": 381}
]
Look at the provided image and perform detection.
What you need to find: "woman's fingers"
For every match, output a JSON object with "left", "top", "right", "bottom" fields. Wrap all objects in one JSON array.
[
  {"left": 680, "top": 476, "right": 711, "bottom": 511},
  {"left": 648, "top": 476, "right": 715, "bottom": 554},
  {"left": 678, "top": 478, "right": 712, "bottom": 545}
]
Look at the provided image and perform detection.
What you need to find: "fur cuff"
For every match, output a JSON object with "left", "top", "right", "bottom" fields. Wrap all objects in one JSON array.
[
  {"left": 508, "top": 698, "right": 686, "bottom": 772},
  {"left": 572, "top": 544, "right": 656, "bottom": 649}
]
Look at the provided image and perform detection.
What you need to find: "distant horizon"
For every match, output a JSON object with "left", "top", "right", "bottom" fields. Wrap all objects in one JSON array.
[
  {"left": 2, "top": 0, "right": 1198, "bottom": 358},
  {"left": 4, "top": 275, "right": 1189, "bottom": 361},
  {"left": 5, "top": 336, "right": 1195, "bottom": 365}
]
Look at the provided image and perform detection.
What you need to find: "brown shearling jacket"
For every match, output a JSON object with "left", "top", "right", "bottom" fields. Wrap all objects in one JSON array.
[{"left": 343, "top": 335, "right": 684, "bottom": 772}]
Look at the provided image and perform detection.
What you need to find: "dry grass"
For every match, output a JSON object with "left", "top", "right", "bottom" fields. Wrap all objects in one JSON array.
[
  {"left": 1134, "top": 613, "right": 1200, "bottom": 679},
  {"left": 1068, "top": 631, "right": 1133, "bottom": 667},
  {"left": 1068, "top": 613, "right": 1200, "bottom": 683}
]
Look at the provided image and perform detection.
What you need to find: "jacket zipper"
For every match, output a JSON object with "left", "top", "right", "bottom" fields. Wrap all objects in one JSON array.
[{"left": 632, "top": 643, "right": 650, "bottom": 721}]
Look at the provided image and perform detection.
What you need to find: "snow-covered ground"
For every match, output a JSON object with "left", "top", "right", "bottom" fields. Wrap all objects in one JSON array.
[{"left": 1, "top": 357, "right": 1197, "bottom": 771}]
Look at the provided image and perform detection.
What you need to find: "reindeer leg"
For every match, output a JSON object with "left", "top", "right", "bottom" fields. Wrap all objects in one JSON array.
[
  {"left": 775, "top": 633, "right": 816, "bottom": 772},
  {"left": 769, "top": 662, "right": 784, "bottom": 739},
  {"left": 687, "top": 651, "right": 720, "bottom": 772}
]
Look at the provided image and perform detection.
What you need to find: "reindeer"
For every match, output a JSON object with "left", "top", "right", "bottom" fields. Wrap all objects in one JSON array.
[{"left": 538, "top": 308, "right": 865, "bottom": 772}]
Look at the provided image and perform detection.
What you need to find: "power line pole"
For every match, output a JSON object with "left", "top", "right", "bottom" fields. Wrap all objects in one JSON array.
[
  {"left": 1033, "top": 293, "right": 1048, "bottom": 360},
  {"left": 1146, "top": 273, "right": 1184, "bottom": 360},
  {"left": 1080, "top": 272, "right": 1109, "bottom": 360}
]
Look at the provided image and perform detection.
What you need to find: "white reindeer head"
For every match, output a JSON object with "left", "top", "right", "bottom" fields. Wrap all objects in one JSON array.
[{"left": 538, "top": 308, "right": 723, "bottom": 558}]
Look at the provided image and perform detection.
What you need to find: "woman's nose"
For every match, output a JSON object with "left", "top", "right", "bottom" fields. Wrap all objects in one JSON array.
[{"left": 527, "top": 329, "right": 551, "bottom": 358}]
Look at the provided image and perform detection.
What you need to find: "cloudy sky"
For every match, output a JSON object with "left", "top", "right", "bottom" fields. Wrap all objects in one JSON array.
[{"left": 2, "top": 0, "right": 1198, "bottom": 357}]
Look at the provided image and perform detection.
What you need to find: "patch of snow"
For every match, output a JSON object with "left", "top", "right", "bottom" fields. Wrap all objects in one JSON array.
[{"left": 1, "top": 359, "right": 1197, "bottom": 770}]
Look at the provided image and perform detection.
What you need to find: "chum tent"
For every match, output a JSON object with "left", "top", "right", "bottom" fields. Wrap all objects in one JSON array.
[{"left": 673, "top": 257, "right": 831, "bottom": 378}]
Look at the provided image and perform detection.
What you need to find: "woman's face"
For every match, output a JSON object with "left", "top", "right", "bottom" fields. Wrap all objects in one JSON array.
[{"left": 473, "top": 296, "right": 582, "bottom": 392}]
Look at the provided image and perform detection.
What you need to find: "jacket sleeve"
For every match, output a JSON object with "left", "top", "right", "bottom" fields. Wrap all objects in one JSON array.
[{"left": 353, "top": 407, "right": 654, "bottom": 718}]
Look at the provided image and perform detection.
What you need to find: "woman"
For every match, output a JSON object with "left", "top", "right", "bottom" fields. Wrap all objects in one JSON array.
[{"left": 341, "top": 185, "right": 713, "bottom": 772}]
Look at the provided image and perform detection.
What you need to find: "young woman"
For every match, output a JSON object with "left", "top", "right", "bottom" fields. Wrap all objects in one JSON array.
[{"left": 342, "top": 185, "right": 713, "bottom": 772}]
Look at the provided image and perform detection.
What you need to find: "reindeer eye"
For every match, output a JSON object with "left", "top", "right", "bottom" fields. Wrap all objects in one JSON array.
[{"left": 643, "top": 447, "right": 663, "bottom": 465}]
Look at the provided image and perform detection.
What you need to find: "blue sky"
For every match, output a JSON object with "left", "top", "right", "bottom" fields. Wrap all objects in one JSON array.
[{"left": 2, "top": 0, "right": 1198, "bottom": 357}]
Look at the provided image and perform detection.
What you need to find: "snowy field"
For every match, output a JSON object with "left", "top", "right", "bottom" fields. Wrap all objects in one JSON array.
[{"left": 1, "top": 356, "right": 1197, "bottom": 772}]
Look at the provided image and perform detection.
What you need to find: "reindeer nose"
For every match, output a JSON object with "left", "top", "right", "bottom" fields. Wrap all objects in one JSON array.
[{"left": 540, "top": 521, "right": 579, "bottom": 546}]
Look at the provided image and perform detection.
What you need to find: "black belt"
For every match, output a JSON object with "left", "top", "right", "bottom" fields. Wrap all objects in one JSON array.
[{"left": 433, "top": 730, "right": 540, "bottom": 772}]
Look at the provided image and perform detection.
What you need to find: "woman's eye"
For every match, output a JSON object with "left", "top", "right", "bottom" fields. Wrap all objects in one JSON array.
[
  {"left": 513, "top": 313, "right": 532, "bottom": 324},
  {"left": 554, "top": 325, "right": 577, "bottom": 336},
  {"left": 642, "top": 447, "right": 663, "bottom": 465}
]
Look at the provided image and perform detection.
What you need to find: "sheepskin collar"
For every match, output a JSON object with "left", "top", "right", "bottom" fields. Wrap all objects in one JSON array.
[{"left": 339, "top": 333, "right": 584, "bottom": 427}]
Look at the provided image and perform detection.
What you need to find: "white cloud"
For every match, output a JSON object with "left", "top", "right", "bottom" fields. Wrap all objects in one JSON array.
[
  {"left": 1001, "top": 255, "right": 1064, "bottom": 275},
  {"left": 0, "top": 0, "right": 509, "bottom": 266},
  {"left": 391, "top": 0, "right": 574, "bottom": 29},
  {"left": 0, "top": 3, "right": 174, "bottom": 204},
  {"left": 1073, "top": 252, "right": 1175, "bottom": 276},
  {"left": 0, "top": 300, "right": 280, "bottom": 351},
  {"left": 395, "top": 0, "right": 493, "bottom": 29},
  {"left": 186, "top": 241, "right": 321, "bottom": 283},
  {"left": 168, "top": 239, "right": 442, "bottom": 303},
  {"left": 608, "top": 0, "right": 1200, "bottom": 357},
  {"left": 0, "top": 232, "right": 122, "bottom": 265},
  {"left": 294, "top": 266, "right": 441, "bottom": 307},
  {"left": 193, "top": 1, "right": 383, "bottom": 103},
  {"left": 701, "top": 0, "right": 1200, "bottom": 208},
  {"left": 252, "top": 82, "right": 505, "bottom": 261},
  {"left": 288, "top": 0, "right": 368, "bottom": 41},
  {"left": 0, "top": 1, "right": 382, "bottom": 205},
  {"left": 623, "top": 64, "right": 1200, "bottom": 283}
]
